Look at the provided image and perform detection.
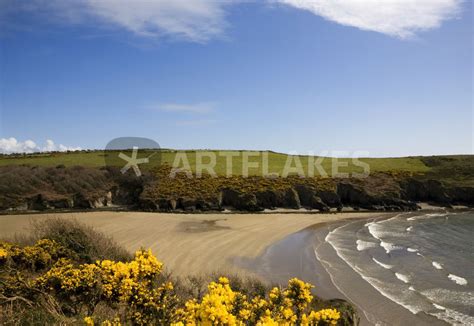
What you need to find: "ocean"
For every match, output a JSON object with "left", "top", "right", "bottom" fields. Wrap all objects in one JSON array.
[{"left": 324, "top": 211, "right": 474, "bottom": 325}]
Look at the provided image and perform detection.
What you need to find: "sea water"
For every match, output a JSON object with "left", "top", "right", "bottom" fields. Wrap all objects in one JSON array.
[{"left": 325, "top": 211, "right": 474, "bottom": 325}]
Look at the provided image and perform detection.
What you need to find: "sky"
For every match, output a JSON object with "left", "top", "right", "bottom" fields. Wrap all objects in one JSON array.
[{"left": 0, "top": 0, "right": 472, "bottom": 157}]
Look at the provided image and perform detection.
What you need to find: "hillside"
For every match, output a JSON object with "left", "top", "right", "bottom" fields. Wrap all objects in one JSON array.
[
  {"left": 0, "top": 149, "right": 433, "bottom": 175},
  {"left": 0, "top": 151, "right": 473, "bottom": 212}
]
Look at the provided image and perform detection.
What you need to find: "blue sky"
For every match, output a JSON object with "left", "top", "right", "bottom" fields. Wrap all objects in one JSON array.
[{"left": 0, "top": 0, "right": 472, "bottom": 157}]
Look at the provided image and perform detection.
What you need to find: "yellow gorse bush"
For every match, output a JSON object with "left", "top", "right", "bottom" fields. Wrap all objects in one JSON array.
[
  {"left": 0, "top": 239, "right": 70, "bottom": 270},
  {"left": 35, "top": 248, "right": 178, "bottom": 324},
  {"left": 1, "top": 240, "right": 341, "bottom": 325},
  {"left": 0, "top": 247, "right": 8, "bottom": 259},
  {"left": 175, "top": 276, "right": 340, "bottom": 325},
  {"left": 98, "top": 248, "right": 163, "bottom": 300}
]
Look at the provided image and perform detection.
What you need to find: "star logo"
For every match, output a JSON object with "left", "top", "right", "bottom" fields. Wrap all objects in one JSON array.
[{"left": 118, "top": 146, "right": 149, "bottom": 177}]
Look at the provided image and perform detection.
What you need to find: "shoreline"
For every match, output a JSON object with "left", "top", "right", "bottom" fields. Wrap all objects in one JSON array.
[
  {"left": 1, "top": 200, "right": 466, "bottom": 216},
  {"left": 241, "top": 213, "right": 450, "bottom": 326},
  {"left": 234, "top": 218, "right": 368, "bottom": 298}
]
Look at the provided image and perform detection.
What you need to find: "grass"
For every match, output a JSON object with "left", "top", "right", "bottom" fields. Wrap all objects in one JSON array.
[{"left": 0, "top": 149, "right": 436, "bottom": 177}]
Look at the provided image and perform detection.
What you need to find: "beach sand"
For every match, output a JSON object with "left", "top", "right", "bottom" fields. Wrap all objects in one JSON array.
[{"left": 0, "top": 211, "right": 379, "bottom": 277}]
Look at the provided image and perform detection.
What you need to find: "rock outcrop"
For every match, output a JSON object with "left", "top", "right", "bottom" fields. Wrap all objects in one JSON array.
[
  {"left": 1, "top": 165, "right": 473, "bottom": 213},
  {"left": 222, "top": 188, "right": 262, "bottom": 211}
]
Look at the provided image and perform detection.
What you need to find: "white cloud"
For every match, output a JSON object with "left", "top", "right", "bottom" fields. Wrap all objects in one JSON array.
[
  {"left": 42, "top": 139, "right": 57, "bottom": 152},
  {"left": 86, "top": 0, "right": 230, "bottom": 42},
  {"left": 0, "top": 138, "right": 37, "bottom": 154},
  {"left": 275, "top": 0, "right": 463, "bottom": 38},
  {"left": 154, "top": 102, "right": 216, "bottom": 114},
  {"left": 1, "top": 0, "right": 463, "bottom": 41},
  {"left": 0, "top": 138, "right": 81, "bottom": 154},
  {"left": 2, "top": 0, "right": 232, "bottom": 43}
]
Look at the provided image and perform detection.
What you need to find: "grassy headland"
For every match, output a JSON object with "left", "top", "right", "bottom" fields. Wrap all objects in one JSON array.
[{"left": 0, "top": 149, "right": 434, "bottom": 176}]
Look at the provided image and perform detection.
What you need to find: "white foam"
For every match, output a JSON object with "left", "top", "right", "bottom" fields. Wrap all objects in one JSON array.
[
  {"left": 409, "top": 286, "right": 415, "bottom": 291},
  {"left": 356, "top": 240, "right": 377, "bottom": 251},
  {"left": 432, "top": 261, "right": 443, "bottom": 270},
  {"left": 407, "top": 247, "right": 418, "bottom": 253},
  {"left": 372, "top": 258, "right": 393, "bottom": 269},
  {"left": 421, "top": 288, "right": 474, "bottom": 307},
  {"left": 395, "top": 273, "right": 410, "bottom": 284},
  {"left": 366, "top": 220, "right": 403, "bottom": 254},
  {"left": 407, "top": 213, "right": 446, "bottom": 221},
  {"left": 430, "top": 306, "right": 474, "bottom": 325},
  {"left": 426, "top": 213, "right": 449, "bottom": 217},
  {"left": 406, "top": 226, "right": 413, "bottom": 232},
  {"left": 367, "top": 222, "right": 382, "bottom": 240},
  {"left": 433, "top": 303, "right": 446, "bottom": 310},
  {"left": 380, "top": 241, "right": 402, "bottom": 254},
  {"left": 367, "top": 219, "right": 404, "bottom": 240},
  {"left": 326, "top": 228, "right": 424, "bottom": 315},
  {"left": 448, "top": 274, "right": 468, "bottom": 286}
]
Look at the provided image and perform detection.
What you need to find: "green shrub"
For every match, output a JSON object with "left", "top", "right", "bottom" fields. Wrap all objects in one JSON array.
[{"left": 27, "top": 218, "right": 131, "bottom": 263}]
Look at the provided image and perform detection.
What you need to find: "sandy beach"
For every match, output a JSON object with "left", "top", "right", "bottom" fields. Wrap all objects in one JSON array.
[{"left": 0, "top": 211, "right": 380, "bottom": 277}]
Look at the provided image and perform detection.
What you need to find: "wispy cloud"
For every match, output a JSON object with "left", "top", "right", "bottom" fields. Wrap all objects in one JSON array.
[
  {"left": 1, "top": 0, "right": 232, "bottom": 43},
  {"left": 1, "top": 0, "right": 464, "bottom": 41},
  {"left": 152, "top": 102, "right": 217, "bottom": 114},
  {"left": 275, "top": 0, "right": 463, "bottom": 38},
  {"left": 86, "top": 0, "right": 231, "bottom": 42},
  {"left": 0, "top": 137, "right": 81, "bottom": 154}
]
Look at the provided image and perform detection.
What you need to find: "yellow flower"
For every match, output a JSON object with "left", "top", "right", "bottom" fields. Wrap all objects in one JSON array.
[
  {"left": 100, "top": 317, "right": 121, "bottom": 326},
  {"left": 302, "top": 308, "right": 341, "bottom": 326},
  {"left": 8, "top": 241, "right": 341, "bottom": 326},
  {"left": 283, "top": 278, "right": 314, "bottom": 312},
  {"left": 256, "top": 314, "right": 279, "bottom": 326},
  {"left": 83, "top": 316, "right": 94, "bottom": 326},
  {"left": 0, "top": 248, "right": 8, "bottom": 259},
  {"left": 218, "top": 276, "right": 230, "bottom": 285}
]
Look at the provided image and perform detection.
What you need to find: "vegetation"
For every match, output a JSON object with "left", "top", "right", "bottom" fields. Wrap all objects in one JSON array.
[
  {"left": 0, "top": 165, "right": 150, "bottom": 210},
  {"left": 0, "top": 165, "right": 113, "bottom": 210},
  {"left": 22, "top": 217, "right": 131, "bottom": 263},
  {"left": 419, "top": 156, "right": 474, "bottom": 187},
  {"left": 0, "top": 149, "right": 436, "bottom": 176},
  {"left": 144, "top": 164, "right": 336, "bottom": 204},
  {"left": 1, "top": 154, "right": 472, "bottom": 212},
  {"left": 0, "top": 219, "right": 350, "bottom": 325}
]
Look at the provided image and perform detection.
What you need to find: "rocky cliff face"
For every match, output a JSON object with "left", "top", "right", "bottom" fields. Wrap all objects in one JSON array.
[
  {"left": 137, "top": 176, "right": 473, "bottom": 213},
  {"left": 1, "top": 165, "right": 473, "bottom": 213},
  {"left": 0, "top": 166, "right": 143, "bottom": 212},
  {"left": 399, "top": 178, "right": 474, "bottom": 206}
]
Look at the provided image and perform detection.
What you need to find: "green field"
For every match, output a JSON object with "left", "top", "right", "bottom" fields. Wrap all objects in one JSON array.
[
  {"left": 0, "top": 149, "right": 439, "bottom": 177},
  {"left": 2, "top": 150, "right": 474, "bottom": 185}
]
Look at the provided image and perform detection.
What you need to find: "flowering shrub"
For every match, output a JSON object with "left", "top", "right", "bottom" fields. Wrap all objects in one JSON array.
[
  {"left": 0, "top": 239, "right": 72, "bottom": 271},
  {"left": 1, "top": 239, "right": 342, "bottom": 325},
  {"left": 36, "top": 249, "right": 180, "bottom": 323},
  {"left": 175, "top": 277, "right": 340, "bottom": 325}
]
